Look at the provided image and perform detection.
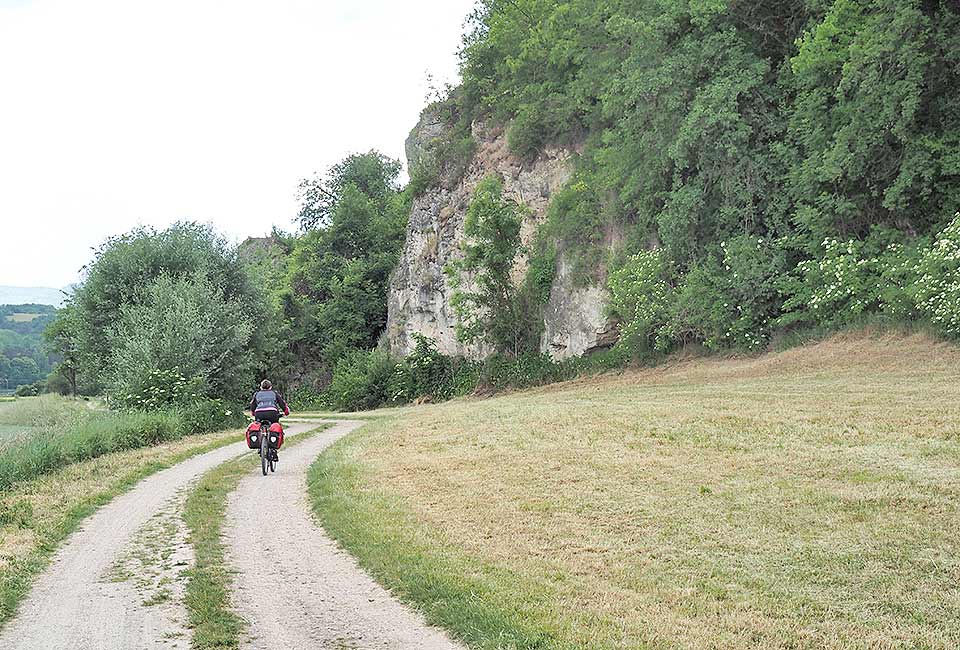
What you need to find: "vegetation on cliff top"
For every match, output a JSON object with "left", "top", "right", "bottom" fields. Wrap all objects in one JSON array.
[{"left": 434, "top": 0, "right": 960, "bottom": 355}]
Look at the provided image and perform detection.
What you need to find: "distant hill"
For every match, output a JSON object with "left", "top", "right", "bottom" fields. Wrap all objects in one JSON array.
[
  {"left": 0, "top": 304, "right": 58, "bottom": 390},
  {"left": 0, "top": 286, "right": 65, "bottom": 308}
]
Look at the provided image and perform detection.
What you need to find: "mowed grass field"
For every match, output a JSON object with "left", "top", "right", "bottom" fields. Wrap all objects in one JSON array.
[
  {"left": 311, "top": 332, "right": 960, "bottom": 650},
  {"left": 4, "top": 313, "right": 41, "bottom": 323}
]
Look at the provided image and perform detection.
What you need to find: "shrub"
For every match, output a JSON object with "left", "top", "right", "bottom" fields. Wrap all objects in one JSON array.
[
  {"left": 914, "top": 213, "right": 960, "bottom": 337},
  {"left": 607, "top": 250, "right": 671, "bottom": 354},
  {"left": 113, "top": 368, "right": 200, "bottom": 411},
  {"left": 479, "top": 353, "right": 553, "bottom": 391},
  {"left": 545, "top": 177, "right": 605, "bottom": 283},
  {"left": 392, "top": 334, "right": 456, "bottom": 403},
  {"left": 779, "top": 229, "right": 920, "bottom": 330},
  {"left": 325, "top": 349, "right": 398, "bottom": 412},
  {"left": 176, "top": 398, "right": 246, "bottom": 435},
  {"left": 665, "top": 237, "right": 787, "bottom": 352},
  {"left": 13, "top": 382, "right": 44, "bottom": 397},
  {"left": 286, "top": 385, "right": 327, "bottom": 411}
]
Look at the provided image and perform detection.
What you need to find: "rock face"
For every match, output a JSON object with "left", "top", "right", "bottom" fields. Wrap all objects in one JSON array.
[
  {"left": 540, "top": 254, "right": 618, "bottom": 358},
  {"left": 387, "top": 110, "right": 617, "bottom": 360}
]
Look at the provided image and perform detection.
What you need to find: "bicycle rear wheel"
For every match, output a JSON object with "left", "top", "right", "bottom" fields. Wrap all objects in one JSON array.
[{"left": 260, "top": 427, "right": 269, "bottom": 476}]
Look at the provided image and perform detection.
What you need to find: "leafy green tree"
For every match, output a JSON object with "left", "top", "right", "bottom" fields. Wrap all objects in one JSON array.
[
  {"left": 57, "top": 222, "right": 262, "bottom": 403},
  {"left": 8, "top": 357, "right": 40, "bottom": 387},
  {"left": 107, "top": 273, "right": 255, "bottom": 405},
  {"left": 43, "top": 302, "right": 82, "bottom": 395},
  {"left": 786, "top": 0, "right": 960, "bottom": 242},
  {"left": 72, "top": 222, "right": 255, "bottom": 389},
  {"left": 286, "top": 151, "right": 408, "bottom": 366},
  {"left": 296, "top": 151, "right": 403, "bottom": 230},
  {"left": 448, "top": 176, "right": 541, "bottom": 355}
]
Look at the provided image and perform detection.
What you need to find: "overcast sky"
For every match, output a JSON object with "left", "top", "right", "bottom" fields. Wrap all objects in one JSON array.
[{"left": 0, "top": 0, "right": 475, "bottom": 288}]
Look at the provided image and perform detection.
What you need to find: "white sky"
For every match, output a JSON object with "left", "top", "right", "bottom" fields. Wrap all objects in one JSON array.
[{"left": 0, "top": 0, "right": 475, "bottom": 288}]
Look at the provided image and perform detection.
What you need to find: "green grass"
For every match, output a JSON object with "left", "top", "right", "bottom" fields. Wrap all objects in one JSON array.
[
  {"left": 182, "top": 424, "right": 330, "bottom": 650},
  {"left": 0, "top": 426, "right": 247, "bottom": 627},
  {"left": 0, "top": 394, "right": 88, "bottom": 427},
  {"left": 309, "top": 332, "right": 960, "bottom": 650},
  {"left": 0, "top": 395, "right": 244, "bottom": 489},
  {"left": 0, "top": 395, "right": 89, "bottom": 450},
  {"left": 0, "top": 425, "right": 35, "bottom": 444}
]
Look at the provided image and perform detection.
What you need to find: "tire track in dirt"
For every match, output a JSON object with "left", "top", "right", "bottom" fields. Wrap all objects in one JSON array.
[{"left": 225, "top": 419, "right": 465, "bottom": 650}]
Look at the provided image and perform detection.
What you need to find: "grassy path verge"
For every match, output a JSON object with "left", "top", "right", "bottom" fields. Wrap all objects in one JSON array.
[
  {"left": 308, "top": 423, "right": 574, "bottom": 650},
  {"left": 182, "top": 424, "right": 329, "bottom": 650},
  {"left": 0, "top": 426, "right": 243, "bottom": 626}
]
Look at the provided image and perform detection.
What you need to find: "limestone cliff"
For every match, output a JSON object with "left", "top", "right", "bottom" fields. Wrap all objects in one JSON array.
[{"left": 387, "top": 107, "right": 618, "bottom": 359}]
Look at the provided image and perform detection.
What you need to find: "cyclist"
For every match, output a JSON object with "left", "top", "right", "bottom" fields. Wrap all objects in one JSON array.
[{"left": 249, "top": 379, "right": 289, "bottom": 460}]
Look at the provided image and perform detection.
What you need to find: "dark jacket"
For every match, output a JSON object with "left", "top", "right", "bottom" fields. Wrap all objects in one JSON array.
[{"left": 249, "top": 389, "right": 289, "bottom": 416}]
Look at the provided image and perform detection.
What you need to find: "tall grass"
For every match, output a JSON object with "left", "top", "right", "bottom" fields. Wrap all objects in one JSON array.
[
  {"left": 0, "top": 396, "right": 244, "bottom": 490},
  {"left": 0, "top": 395, "right": 89, "bottom": 429}
]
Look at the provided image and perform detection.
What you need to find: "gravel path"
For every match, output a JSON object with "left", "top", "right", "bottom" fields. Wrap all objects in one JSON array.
[
  {"left": 0, "top": 422, "right": 315, "bottom": 650},
  {"left": 225, "top": 419, "right": 465, "bottom": 650}
]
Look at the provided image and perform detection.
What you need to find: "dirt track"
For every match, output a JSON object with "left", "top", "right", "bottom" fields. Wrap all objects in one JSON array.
[
  {"left": 0, "top": 420, "right": 465, "bottom": 650},
  {"left": 225, "top": 419, "right": 465, "bottom": 649},
  {"left": 0, "top": 423, "right": 316, "bottom": 650}
]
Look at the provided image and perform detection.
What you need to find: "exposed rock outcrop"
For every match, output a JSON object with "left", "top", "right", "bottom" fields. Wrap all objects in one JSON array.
[
  {"left": 540, "top": 254, "right": 619, "bottom": 358},
  {"left": 387, "top": 110, "right": 617, "bottom": 360}
]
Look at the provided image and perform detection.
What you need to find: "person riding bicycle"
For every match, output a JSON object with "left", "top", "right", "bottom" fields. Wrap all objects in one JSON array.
[
  {"left": 249, "top": 379, "right": 289, "bottom": 424},
  {"left": 249, "top": 380, "right": 289, "bottom": 461}
]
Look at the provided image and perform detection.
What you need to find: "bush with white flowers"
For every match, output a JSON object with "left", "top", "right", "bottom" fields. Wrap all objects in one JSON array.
[
  {"left": 914, "top": 213, "right": 960, "bottom": 337},
  {"left": 607, "top": 250, "right": 671, "bottom": 352}
]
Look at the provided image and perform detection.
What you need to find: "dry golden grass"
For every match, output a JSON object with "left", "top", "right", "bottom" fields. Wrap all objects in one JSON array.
[{"left": 318, "top": 332, "right": 960, "bottom": 649}]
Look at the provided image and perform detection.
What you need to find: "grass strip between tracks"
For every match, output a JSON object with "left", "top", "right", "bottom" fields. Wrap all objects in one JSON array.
[
  {"left": 0, "top": 427, "right": 245, "bottom": 628},
  {"left": 182, "top": 424, "right": 330, "bottom": 650}
]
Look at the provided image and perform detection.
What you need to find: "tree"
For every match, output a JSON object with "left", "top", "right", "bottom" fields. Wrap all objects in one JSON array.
[
  {"left": 296, "top": 151, "right": 402, "bottom": 231},
  {"left": 44, "top": 302, "right": 82, "bottom": 395},
  {"left": 786, "top": 0, "right": 960, "bottom": 242},
  {"left": 107, "top": 272, "right": 255, "bottom": 404},
  {"left": 286, "top": 152, "right": 408, "bottom": 367},
  {"left": 62, "top": 222, "right": 263, "bottom": 403},
  {"left": 447, "top": 176, "right": 538, "bottom": 356}
]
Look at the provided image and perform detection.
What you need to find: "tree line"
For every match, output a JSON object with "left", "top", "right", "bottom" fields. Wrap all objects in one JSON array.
[{"left": 42, "top": 152, "right": 408, "bottom": 408}]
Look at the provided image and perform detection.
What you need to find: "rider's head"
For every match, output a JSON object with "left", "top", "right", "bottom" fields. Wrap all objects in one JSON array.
[{"left": 260, "top": 379, "right": 272, "bottom": 391}]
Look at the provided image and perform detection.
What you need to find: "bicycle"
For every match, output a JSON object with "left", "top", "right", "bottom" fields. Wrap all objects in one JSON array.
[{"left": 255, "top": 420, "right": 280, "bottom": 476}]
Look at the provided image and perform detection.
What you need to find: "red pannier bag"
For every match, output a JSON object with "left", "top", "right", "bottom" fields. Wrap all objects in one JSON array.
[
  {"left": 268, "top": 422, "right": 284, "bottom": 449},
  {"left": 245, "top": 422, "right": 261, "bottom": 449}
]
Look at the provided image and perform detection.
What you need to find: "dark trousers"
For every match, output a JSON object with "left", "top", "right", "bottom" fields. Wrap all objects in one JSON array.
[{"left": 254, "top": 409, "right": 281, "bottom": 424}]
